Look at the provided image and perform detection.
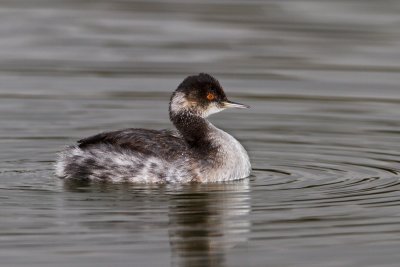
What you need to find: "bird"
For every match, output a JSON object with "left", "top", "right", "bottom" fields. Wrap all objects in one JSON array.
[{"left": 55, "top": 73, "right": 251, "bottom": 183}]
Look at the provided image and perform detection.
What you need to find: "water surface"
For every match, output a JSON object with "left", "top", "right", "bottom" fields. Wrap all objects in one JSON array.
[{"left": 1, "top": 1, "right": 400, "bottom": 266}]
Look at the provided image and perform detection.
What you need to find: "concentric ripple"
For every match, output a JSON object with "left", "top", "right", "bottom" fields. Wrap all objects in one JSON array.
[{"left": 233, "top": 96, "right": 400, "bottom": 255}]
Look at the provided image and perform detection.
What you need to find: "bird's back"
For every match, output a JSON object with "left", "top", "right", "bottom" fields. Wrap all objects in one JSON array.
[
  {"left": 78, "top": 128, "right": 188, "bottom": 160},
  {"left": 56, "top": 128, "right": 201, "bottom": 183}
]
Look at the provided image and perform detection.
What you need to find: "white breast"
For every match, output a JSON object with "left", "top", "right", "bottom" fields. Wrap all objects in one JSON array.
[{"left": 205, "top": 124, "right": 251, "bottom": 182}]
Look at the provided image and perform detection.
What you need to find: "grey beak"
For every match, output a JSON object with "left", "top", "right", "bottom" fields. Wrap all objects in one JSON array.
[{"left": 222, "top": 100, "right": 250, "bottom": 109}]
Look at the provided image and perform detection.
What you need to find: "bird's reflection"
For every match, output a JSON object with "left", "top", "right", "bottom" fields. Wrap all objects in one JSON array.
[
  {"left": 62, "top": 179, "right": 251, "bottom": 267},
  {"left": 168, "top": 180, "right": 251, "bottom": 267}
]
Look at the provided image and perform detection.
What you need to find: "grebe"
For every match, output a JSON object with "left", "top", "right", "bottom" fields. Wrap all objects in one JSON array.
[{"left": 56, "top": 73, "right": 251, "bottom": 183}]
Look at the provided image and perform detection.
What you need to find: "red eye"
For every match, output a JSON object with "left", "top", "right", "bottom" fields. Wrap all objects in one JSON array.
[{"left": 207, "top": 93, "right": 215, "bottom": 101}]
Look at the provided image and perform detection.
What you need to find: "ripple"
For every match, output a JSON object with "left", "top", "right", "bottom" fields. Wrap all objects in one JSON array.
[{"left": 249, "top": 133, "right": 400, "bottom": 218}]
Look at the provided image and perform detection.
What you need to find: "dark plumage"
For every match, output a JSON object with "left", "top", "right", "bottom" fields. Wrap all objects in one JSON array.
[
  {"left": 173, "top": 73, "right": 228, "bottom": 109},
  {"left": 78, "top": 129, "right": 186, "bottom": 160}
]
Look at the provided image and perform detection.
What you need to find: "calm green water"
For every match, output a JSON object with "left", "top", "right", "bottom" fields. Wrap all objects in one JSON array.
[{"left": 1, "top": 1, "right": 400, "bottom": 266}]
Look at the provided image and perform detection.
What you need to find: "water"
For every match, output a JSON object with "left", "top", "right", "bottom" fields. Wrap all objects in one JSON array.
[{"left": 1, "top": 0, "right": 400, "bottom": 266}]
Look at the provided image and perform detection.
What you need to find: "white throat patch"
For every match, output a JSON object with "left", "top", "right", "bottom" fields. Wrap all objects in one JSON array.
[{"left": 202, "top": 102, "right": 225, "bottom": 117}]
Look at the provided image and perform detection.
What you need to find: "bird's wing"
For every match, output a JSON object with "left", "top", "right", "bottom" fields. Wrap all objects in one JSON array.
[{"left": 77, "top": 128, "right": 187, "bottom": 159}]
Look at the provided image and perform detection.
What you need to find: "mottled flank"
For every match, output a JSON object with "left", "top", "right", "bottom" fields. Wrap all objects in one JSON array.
[
  {"left": 57, "top": 147, "right": 199, "bottom": 183},
  {"left": 56, "top": 129, "right": 202, "bottom": 183},
  {"left": 56, "top": 73, "right": 251, "bottom": 183}
]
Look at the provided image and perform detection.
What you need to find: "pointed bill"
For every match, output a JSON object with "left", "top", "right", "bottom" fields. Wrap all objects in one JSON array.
[{"left": 222, "top": 100, "right": 250, "bottom": 109}]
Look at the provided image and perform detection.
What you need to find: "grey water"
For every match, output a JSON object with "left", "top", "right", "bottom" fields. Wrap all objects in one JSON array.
[{"left": 1, "top": 0, "right": 400, "bottom": 266}]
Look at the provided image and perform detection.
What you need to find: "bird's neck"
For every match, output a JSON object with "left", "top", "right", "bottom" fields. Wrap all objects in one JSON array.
[{"left": 170, "top": 110, "right": 215, "bottom": 151}]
